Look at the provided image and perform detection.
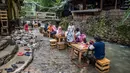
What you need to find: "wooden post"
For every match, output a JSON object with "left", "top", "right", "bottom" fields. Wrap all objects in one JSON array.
[
  {"left": 100, "top": 0, "right": 103, "bottom": 10},
  {"left": 83, "top": 0, "right": 87, "bottom": 10},
  {"left": 115, "top": 0, "right": 118, "bottom": 9}
]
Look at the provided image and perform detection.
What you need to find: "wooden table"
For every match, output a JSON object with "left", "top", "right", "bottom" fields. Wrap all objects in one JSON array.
[
  {"left": 55, "top": 35, "right": 66, "bottom": 42},
  {"left": 70, "top": 43, "right": 88, "bottom": 63}
]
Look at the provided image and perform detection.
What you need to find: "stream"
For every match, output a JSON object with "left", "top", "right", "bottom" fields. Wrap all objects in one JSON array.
[{"left": 87, "top": 36, "right": 130, "bottom": 73}]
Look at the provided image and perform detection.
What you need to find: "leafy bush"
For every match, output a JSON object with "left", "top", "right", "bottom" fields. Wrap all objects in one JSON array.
[{"left": 59, "top": 17, "right": 69, "bottom": 30}]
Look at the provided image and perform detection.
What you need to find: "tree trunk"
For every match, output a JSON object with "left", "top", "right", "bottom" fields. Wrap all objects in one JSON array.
[
  {"left": 8, "top": 0, "right": 12, "bottom": 20},
  {"left": 83, "top": 0, "right": 86, "bottom": 10}
]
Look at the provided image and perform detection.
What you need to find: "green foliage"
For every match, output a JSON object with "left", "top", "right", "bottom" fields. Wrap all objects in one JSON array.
[
  {"left": 55, "top": 0, "right": 62, "bottom": 6},
  {"left": 116, "top": 4, "right": 130, "bottom": 40},
  {"left": 116, "top": 25, "right": 130, "bottom": 40},
  {"left": 24, "top": 0, "right": 64, "bottom": 11},
  {"left": 59, "top": 17, "right": 69, "bottom": 30},
  {"left": 120, "top": 8, "right": 130, "bottom": 26},
  {"left": 20, "top": 9, "right": 26, "bottom": 17},
  {"left": 120, "top": 1, "right": 130, "bottom": 26}
]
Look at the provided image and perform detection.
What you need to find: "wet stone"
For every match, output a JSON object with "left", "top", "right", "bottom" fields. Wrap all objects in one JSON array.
[{"left": 15, "top": 36, "right": 21, "bottom": 40}]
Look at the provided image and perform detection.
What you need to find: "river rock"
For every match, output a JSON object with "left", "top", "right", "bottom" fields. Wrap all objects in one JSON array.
[{"left": 16, "top": 40, "right": 21, "bottom": 44}]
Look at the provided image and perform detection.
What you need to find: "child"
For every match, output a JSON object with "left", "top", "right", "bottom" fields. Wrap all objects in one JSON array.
[
  {"left": 75, "top": 28, "right": 81, "bottom": 38},
  {"left": 77, "top": 33, "right": 86, "bottom": 43},
  {"left": 24, "top": 22, "right": 29, "bottom": 32}
]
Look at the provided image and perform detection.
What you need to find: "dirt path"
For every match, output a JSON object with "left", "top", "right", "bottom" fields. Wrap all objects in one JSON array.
[{"left": 26, "top": 29, "right": 80, "bottom": 73}]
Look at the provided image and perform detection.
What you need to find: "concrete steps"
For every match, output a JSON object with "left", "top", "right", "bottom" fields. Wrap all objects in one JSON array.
[
  {"left": 0, "top": 45, "right": 18, "bottom": 66},
  {"left": 0, "top": 30, "right": 35, "bottom": 73},
  {"left": 0, "top": 46, "right": 33, "bottom": 73},
  {"left": 0, "top": 40, "right": 9, "bottom": 51}
]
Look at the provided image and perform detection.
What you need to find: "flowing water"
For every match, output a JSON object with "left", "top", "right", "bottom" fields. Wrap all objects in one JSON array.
[{"left": 87, "top": 36, "right": 130, "bottom": 73}]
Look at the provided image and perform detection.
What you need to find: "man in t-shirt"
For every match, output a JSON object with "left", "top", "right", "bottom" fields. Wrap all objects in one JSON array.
[
  {"left": 85, "top": 36, "right": 105, "bottom": 66},
  {"left": 93, "top": 36, "right": 105, "bottom": 59}
]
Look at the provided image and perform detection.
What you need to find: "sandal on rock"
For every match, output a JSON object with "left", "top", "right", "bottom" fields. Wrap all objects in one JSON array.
[
  {"left": 24, "top": 52, "right": 31, "bottom": 56},
  {"left": 5, "top": 68, "right": 14, "bottom": 72},
  {"left": 16, "top": 61, "right": 25, "bottom": 64},
  {"left": 17, "top": 52, "right": 24, "bottom": 56},
  {"left": 11, "top": 64, "right": 18, "bottom": 69}
]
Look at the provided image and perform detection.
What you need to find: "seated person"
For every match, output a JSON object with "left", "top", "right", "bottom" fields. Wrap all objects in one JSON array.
[
  {"left": 93, "top": 36, "right": 105, "bottom": 60},
  {"left": 76, "top": 33, "right": 86, "bottom": 43},
  {"left": 75, "top": 28, "right": 81, "bottom": 39},
  {"left": 48, "top": 24, "right": 57, "bottom": 36},
  {"left": 56, "top": 26, "right": 64, "bottom": 36},
  {"left": 51, "top": 25, "right": 57, "bottom": 36},
  {"left": 85, "top": 36, "right": 105, "bottom": 66},
  {"left": 47, "top": 23, "right": 52, "bottom": 32},
  {"left": 44, "top": 23, "right": 48, "bottom": 32}
]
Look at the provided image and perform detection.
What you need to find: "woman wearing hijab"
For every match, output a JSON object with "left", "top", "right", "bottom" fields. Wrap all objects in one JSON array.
[
  {"left": 56, "top": 26, "right": 63, "bottom": 36},
  {"left": 66, "top": 22, "right": 75, "bottom": 42}
]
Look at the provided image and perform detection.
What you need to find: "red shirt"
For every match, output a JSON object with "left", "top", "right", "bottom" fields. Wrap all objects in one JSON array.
[{"left": 24, "top": 24, "right": 29, "bottom": 31}]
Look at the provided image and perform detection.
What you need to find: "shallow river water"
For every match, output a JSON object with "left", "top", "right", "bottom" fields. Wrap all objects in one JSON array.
[{"left": 87, "top": 36, "right": 130, "bottom": 73}]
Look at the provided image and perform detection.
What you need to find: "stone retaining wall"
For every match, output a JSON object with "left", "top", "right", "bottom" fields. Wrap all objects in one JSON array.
[{"left": 71, "top": 10, "right": 130, "bottom": 45}]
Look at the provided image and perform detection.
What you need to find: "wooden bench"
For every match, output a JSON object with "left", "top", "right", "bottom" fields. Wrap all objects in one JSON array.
[{"left": 95, "top": 58, "right": 110, "bottom": 73}]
